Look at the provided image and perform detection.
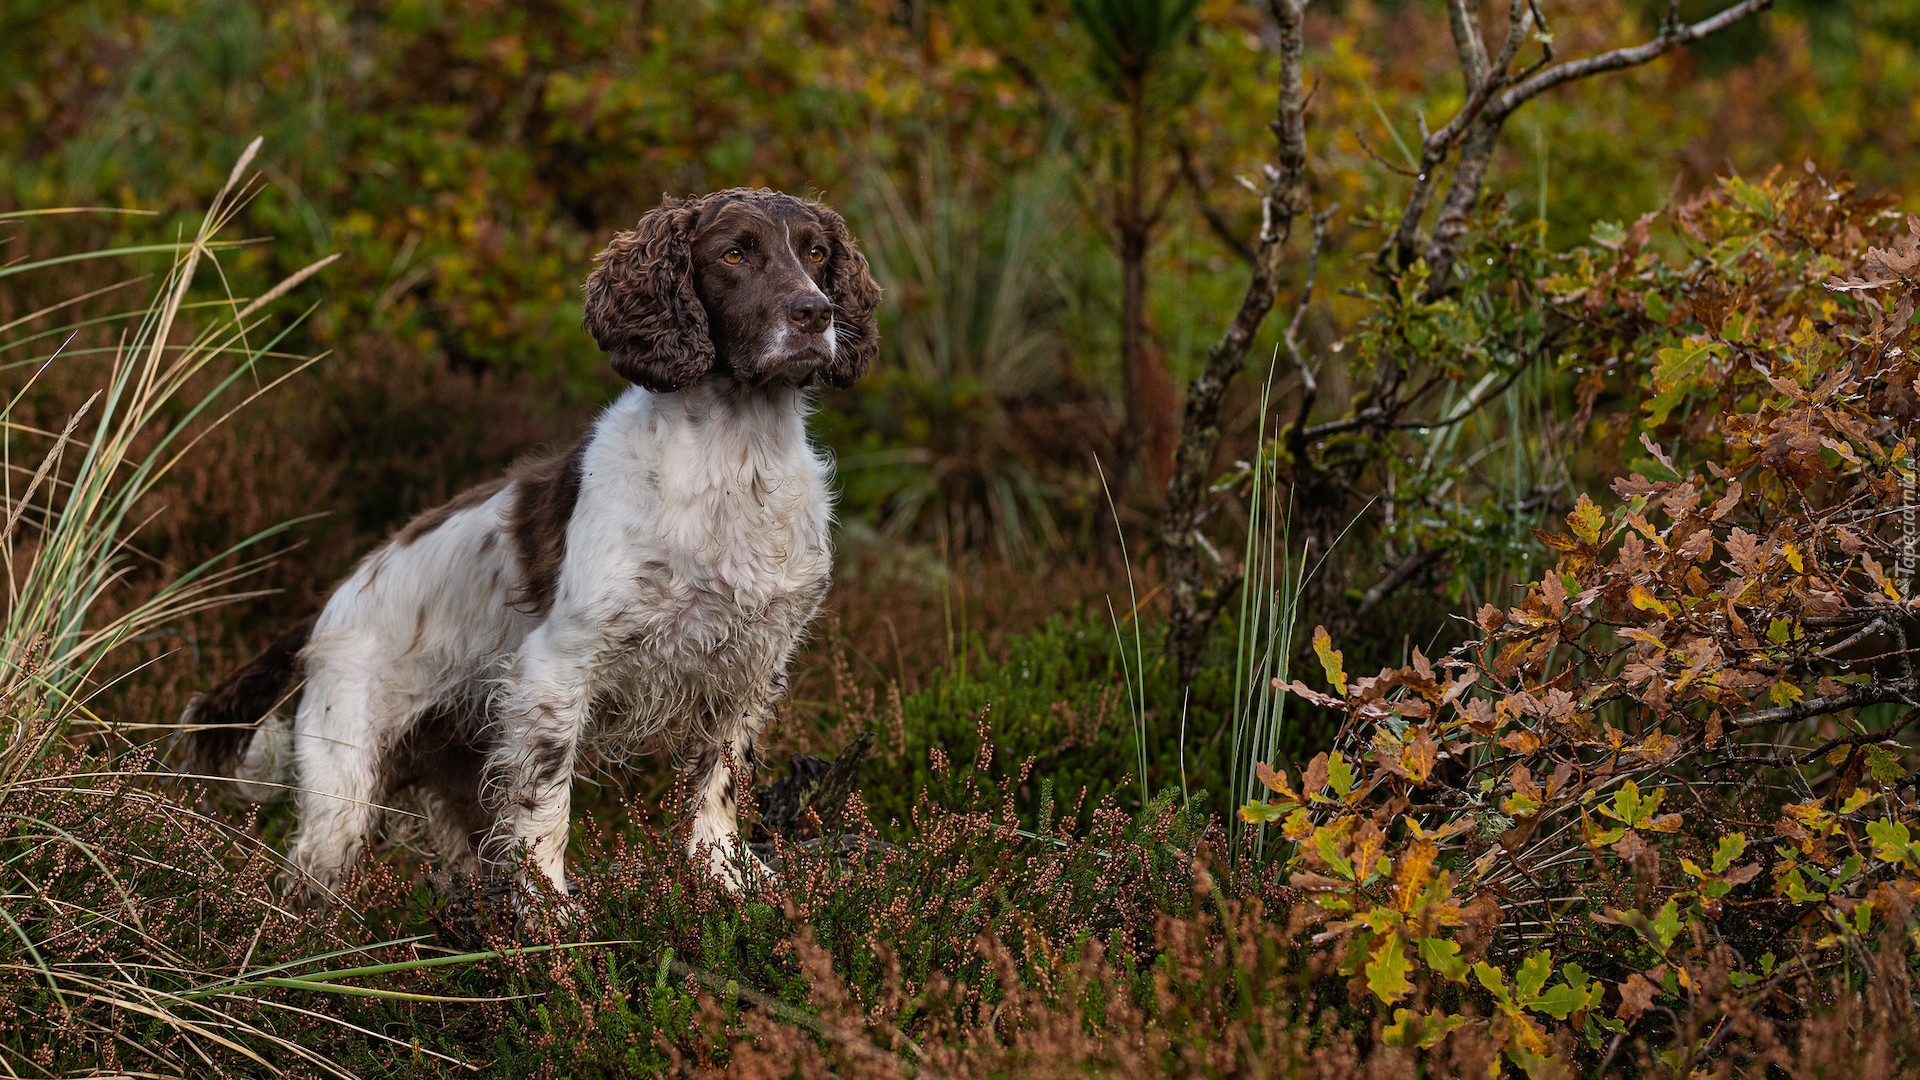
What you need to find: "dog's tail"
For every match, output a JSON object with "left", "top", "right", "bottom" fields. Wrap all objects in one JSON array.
[{"left": 177, "top": 616, "right": 315, "bottom": 801}]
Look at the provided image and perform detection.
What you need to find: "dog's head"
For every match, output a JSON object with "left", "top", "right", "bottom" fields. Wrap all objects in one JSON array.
[{"left": 582, "top": 189, "right": 881, "bottom": 393}]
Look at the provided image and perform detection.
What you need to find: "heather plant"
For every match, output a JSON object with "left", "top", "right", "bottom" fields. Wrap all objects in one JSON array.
[{"left": 828, "top": 608, "right": 1282, "bottom": 833}]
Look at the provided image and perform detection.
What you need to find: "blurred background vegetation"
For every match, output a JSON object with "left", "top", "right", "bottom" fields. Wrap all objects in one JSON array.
[
  {"left": 4, "top": 2, "right": 1920, "bottom": 1072},
  {"left": 1, "top": 0, "right": 1915, "bottom": 819}
]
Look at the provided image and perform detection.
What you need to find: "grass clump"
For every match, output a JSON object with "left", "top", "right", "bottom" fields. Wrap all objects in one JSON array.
[{"left": 0, "top": 142, "right": 433, "bottom": 1077}]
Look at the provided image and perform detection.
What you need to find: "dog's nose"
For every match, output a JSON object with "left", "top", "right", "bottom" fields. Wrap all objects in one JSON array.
[{"left": 788, "top": 295, "right": 832, "bottom": 334}]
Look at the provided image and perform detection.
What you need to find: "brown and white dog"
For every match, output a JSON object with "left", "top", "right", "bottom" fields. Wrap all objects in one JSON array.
[{"left": 181, "top": 189, "right": 881, "bottom": 897}]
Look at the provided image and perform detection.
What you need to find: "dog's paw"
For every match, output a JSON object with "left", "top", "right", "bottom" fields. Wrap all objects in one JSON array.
[
  {"left": 745, "top": 848, "right": 776, "bottom": 886},
  {"left": 512, "top": 872, "right": 586, "bottom": 932},
  {"left": 699, "top": 842, "right": 775, "bottom": 893}
]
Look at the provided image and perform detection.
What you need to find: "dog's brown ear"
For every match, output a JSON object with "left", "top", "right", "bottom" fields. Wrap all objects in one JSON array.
[
  {"left": 583, "top": 197, "right": 714, "bottom": 392},
  {"left": 812, "top": 202, "right": 881, "bottom": 388}
]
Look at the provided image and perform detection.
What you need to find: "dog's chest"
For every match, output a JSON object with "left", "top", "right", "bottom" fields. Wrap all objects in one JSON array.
[
  {"left": 572, "top": 393, "right": 833, "bottom": 675},
  {"left": 620, "top": 480, "right": 831, "bottom": 657}
]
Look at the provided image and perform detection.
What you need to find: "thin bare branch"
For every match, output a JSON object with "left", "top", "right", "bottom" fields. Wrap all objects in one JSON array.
[
  {"left": 1792, "top": 709, "right": 1920, "bottom": 766},
  {"left": 1428, "top": 0, "right": 1543, "bottom": 274},
  {"left": 1353, "top": 546, "right": 1440, "bottom": 617},
  {"left": 1162, "top": 0, "right": 1312, "bottom": 681},
  {"left": 1383, "top": 0, "right": 1521, "bottom": 267},
  {"left": 1423, "top": 0, "right": 1772, "bottom": 285},
  {"left": 1447, "top": 0, "right": 1491, "bottom": 90},
  {"left": 1495, "top": 0, "right": 1773, "bottom": 116},
  {"left": 1729, "top": 676, "right": 1917, "bottom": 731},
  {"left": 1300, "top": 345, "right": 1539, "bottom": 442},
  {"left": 1352, "top": 127, "right": 1420, "bottom": 178},
  {"left": 1387, "top": 0, "right": 1770, "bottom": 286}
]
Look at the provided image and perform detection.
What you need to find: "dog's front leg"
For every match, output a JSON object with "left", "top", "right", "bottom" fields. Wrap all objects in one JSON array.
[
  {"left": 687, "top": 675, "right": 782, "bottom": 889},
  {"left": 490, "top": 631, "right": 596, "bottom": 895}
]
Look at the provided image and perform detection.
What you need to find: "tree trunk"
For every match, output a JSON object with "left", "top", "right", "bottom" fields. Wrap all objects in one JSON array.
[{"left": 1116, "top": 77, "right": 1176, "bottom": 494}]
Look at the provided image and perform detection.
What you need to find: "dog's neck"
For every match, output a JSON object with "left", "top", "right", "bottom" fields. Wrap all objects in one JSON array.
[
  {"left": 599, "top": 377, "right": 823, "bottom": 498},
  {"left": 670, "top": 374, "right": 814, "bottom": 430}
]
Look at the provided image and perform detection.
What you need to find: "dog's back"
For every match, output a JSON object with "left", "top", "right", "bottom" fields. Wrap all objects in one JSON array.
[{"left": 177, "top": 458, "right": 542, "bottom": 801}]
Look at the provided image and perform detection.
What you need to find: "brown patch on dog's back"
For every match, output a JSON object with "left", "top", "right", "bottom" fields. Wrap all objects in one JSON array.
[
  {"left": 394, "top": 477, "right": 510, "bottom": 547},
  {"left": 507, "top": 440, "right": 587, "bottom": 616}
]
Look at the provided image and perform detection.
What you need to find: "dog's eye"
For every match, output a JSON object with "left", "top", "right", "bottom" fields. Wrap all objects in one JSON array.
[
  {"left": 807, "top": 245, "right": 827, "bottom": 264},
  {"left": 722, "top": 247, "right": 744, "bottom": 265}
]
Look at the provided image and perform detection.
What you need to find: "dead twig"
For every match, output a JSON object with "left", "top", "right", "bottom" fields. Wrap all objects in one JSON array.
[{"left": 1161, "top": 0, "right": 1312, "bottom": 682}]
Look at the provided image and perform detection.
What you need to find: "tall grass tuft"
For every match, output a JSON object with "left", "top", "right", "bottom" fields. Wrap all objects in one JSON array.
[
  {"left": 1226, "top": 360, "right": 1308, "bottom": 860},
  {"left": 1095, "top": 457, "right": 1151, "bottom": 811},
  {"left": 0, "top": 139, "right": 416, "bottom": 1077},
  {"left": 1224, "top": 356, "right": 1361, "bottom": 861},
  {"left": 0, "top": 137, "right": 328, "bottom": 780}
]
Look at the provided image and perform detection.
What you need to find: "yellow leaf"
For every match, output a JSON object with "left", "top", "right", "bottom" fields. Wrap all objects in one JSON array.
[
  {"left": 1630, "top": 585, "right": 1672, "bottom": 619},
  {"left": 1383, "top": 1007, "right": 1467, "bottom": 1049},
  {"left": 1313, "top": 625, "right": 1348, "bottom": 696},
  {"left": 1568, "top": 493, "right": 1606, "bottom": 544},
  {"left": 1282, "top": 806, "right": 1313, "bottom": 840},
  {"left": 1620, "top": 627, "right": 1667, "bottom": 651},
  {"left": 1507, "top": 1010, "right": 1551, "bottom": 1056},
  {"left": 1394, "top": 839, "right": 1439, "bottom": 912},
  {"left": 1365, "top": 934, "right": 1414, "bottom": 1005}
]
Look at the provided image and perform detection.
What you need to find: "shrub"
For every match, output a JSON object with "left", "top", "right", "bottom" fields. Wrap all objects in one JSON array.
[{"left": 1240, "top": 169, "right": 1920, "bottom": 1075}]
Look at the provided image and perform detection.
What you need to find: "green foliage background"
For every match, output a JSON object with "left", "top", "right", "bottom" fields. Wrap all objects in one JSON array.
[{"left": 7, "top": 0, "right": 1913, "bottom": 393}]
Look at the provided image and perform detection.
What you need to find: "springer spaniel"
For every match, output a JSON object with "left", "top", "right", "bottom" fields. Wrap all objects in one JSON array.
[{"left": 181, "top": 189, "right": 880, "bottom": 897}]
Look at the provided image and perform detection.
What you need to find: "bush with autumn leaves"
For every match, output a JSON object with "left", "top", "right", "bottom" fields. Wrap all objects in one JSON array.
[{"left": 1240, "top": 168, "right": 1920, "bottom": 1075}]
